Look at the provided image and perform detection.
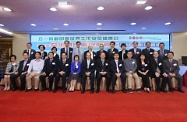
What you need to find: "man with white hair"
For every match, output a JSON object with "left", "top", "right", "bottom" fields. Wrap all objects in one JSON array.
[{"left": 84, "top": 44, "right": 97, "bottom": 60}]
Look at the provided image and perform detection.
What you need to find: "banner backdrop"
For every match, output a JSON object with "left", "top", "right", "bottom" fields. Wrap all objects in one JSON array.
[{"left": 31, "top": 34, "right": 170, "bottom": 55}]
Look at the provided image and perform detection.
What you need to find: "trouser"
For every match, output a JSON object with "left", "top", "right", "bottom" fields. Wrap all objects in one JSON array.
[
  {"left": 97, "top": 73, "right": 111, "bottom": 90},
  {"left": 111, "top": 73, "right": 126, "bottom": 90},
  {"left": 162, "top": 73, "right": 182, "bottom": 90},
  {"left": 140, "top": 74, "right": 150, "bottom": 88},
  {"left": 151, "top": 74, "right": 162, "bottom": 90},
  {"left": 55, "top": 73, "right": 68, "bottom": 90},
  {"left": 82, "top": 73, "right": 94, "bottom": 91},
  {"left": 40, "top": 74, "right": 55, "bottom": 90},
  {"left": 10, "top": 74, "right": 18, "bottom": 89},
  {"left": 20, "top": 74, "right": 27, "bottom": 90},
  {"left": 126, "top": 72, "right": 141, "bottom": 89},
  {"left": 26, "top": 71, "right": 40, "bottom": 89}
]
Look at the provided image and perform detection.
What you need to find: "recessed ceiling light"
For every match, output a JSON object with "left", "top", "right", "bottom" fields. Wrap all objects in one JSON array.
[
  {"left": 131, "top": 22, "right": 137, "bottom": 25},
  {"left": 2, "top": 7, "right": 12, "bottom": 12},
  {"left": 58, "top": 1, "right": 68, "bottom": 6},
  {"left": 50, "top": 7, "right": 57, "bottom": 11},
  {"left": 0, "top": 28, "right": 13, "bottom": 35},
  {"left": 165, "top": 22, "right": 171, "bottom": 25},
  {"left": 97, "top": 6, "right": 104, "bottom": 11},
  {"left": 64, "top": 23, "right": 69, "bottom": 26},
  {"left": 136, "top": 0, "right": 147, "bottom": 4},
  {"left": 31, "top": 24, "right": 37, "bottom": 26},
  {"left": 141, "top": 27, "right": 147, "bottom": 29},
  {"left": 145, "top": 6, "right": 153, "bottom": 10},
  {"left": 0, "top": 24, "right": 4, "bottom": 27},
  {"left": 97, "top": 23, "right": 102, "bottom": 26}
]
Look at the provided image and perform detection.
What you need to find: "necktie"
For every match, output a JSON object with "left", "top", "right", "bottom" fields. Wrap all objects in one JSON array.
[
  {"left": 147, "top": 48, "right": 150, "bottom": 52},
  {"left": 169, "top": 60, "right": 173, "bottom": 72},
  {"left": 78, "top": 48, "right": 80, "bottom": 55},
  {"left": 134, "top": 49, "right": 136, "bottom": 54},
  {"left": 87, "top": 60, "right": 90, "bottom": 69},
  {"left": 122, "top": 51, "right": 124, "bottom": 60},
  {"left": 66, "top": 48, "right": 69, "bottom": 58},
  {"left": 50, "top": 59, "right": 52, "bottom": 64},
  {"left": 28, "top": 49, "right": 30, "bottom": 57},
  {"left": 116, "top": 61, "right": 119, "bottom": 73},
  {"left": 160, "top": 50, "right": 164, "bottom": 57},
  {"left": 101, "top": 59, "right": 104, "bottom": 65},
  {"left": 22, "top": 60, "right": 27, "bottom": 71},
  {"left": 63, "top": 60, "right": 65, "bottom": 64}
]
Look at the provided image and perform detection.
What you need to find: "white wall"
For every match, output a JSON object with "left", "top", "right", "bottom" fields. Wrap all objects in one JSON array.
[{"left": 12, "top": 34, "right": 30, "bottom": 62}]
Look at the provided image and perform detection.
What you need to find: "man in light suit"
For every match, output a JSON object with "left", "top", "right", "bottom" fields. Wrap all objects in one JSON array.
[
  {"left": 84, "top": 44, "right": 97, "bottom": 60},
  {"left": 72, "top": 41, "right": 84, "bottom": 62},
  {"left": 162, "top": 52, "right": 185, "bottom": 93},
  {"left": 60, "top": 40, "right": 73, "bottom": 62},
  {"left": 142, "top": 41, "right": 154, "bottom": 61},
  {"left": 124, "top": 51, "right": 141, "bottom": 93},
  {"left": 158, "top": 42, "right": 170, "bottom": 60},
  {"left": 129, "top": 41, "right": 141, "bottom": 61},
  {"left": 23, "top": 43, "right": 36, "bottom": 60}
]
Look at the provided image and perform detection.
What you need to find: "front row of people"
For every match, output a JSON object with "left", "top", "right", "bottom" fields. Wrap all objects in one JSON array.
[{"left": 3, "top": 50, "right": 185, "bottom": 94}]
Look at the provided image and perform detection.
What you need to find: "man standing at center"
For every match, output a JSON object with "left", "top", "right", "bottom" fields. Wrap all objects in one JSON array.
[{"left": 61, "top": 40, "right": 73, "bottom": 62}]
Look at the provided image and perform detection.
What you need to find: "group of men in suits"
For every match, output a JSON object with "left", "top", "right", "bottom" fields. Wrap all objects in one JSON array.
[{"left": 11, "top": 41, "right": 185, "bottom": 94}]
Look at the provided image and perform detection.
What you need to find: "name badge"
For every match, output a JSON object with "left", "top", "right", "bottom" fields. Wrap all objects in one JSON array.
[
  {"left": 119, "top": 64, "right": 122, "bottom": 67},
  {"left": 145, "top": 64, "right": 148, "bottom": 66},
  {"left": 173, "top": 63, "right": 177, "bottom": 66},
  {"left": 165, "top": 53, "right": 167, "bottom": 56},
  {"left": 76, "top": 66, "right": 78, "bottom": 68},
  {"left": 105, "top": 63, "right": 108, "bottom": 66},
  {"left": 132, "top": 62, "right": 135, "bottom": 64},
  {"left": 31, "top": 52, "right": 33, "bottom": 54},
  {"left": 91, "top": 63, "right": 94, "bottom": 66},
  {"left": 137, "top": 52, "right": 139, "bottom": 54},
  {"left": 27, "top": 64, "right": 30, "bottom": 66},
  {"left": 113, "top": 51, "right": 115, "bottom": 53},
  {"left": 70, "top": 51, "right": 72, "bottom": 53},
  {"left": 65, "top": 64, "right": 69, "bottom": 66},
  {"left": 150, "top": 52, "right": 153, "bottom": 54},
  {"left": 94, "top": 54, "right": 96, "bottom": 57},
  {"left": 52, "top": 62, "right": 55, "bottom": 65},
  {"left": 159, "top": 63, "right": 162, "bottom": 66}
]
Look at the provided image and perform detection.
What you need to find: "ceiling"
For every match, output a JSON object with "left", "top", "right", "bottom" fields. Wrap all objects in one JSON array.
[{"left": 0, "top": 0, "right": 187, "bottom": 37}]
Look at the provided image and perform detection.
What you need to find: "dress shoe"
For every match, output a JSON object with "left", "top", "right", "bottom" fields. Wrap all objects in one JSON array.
[
  {"left": 111, "top": 89, "right": 115, "bottom": 94},
  {"left": 90, "top": 90, "right": 94, "bottom": 94},
  {"left": 12, "top": 88, "right": 17, "bottom": 91},
  {"left": 129, "top": 89, "right": 133, "bottom": 94},
  {"left": 19, "top": 89, "right": 24, "bottom": 91},
  {"left": 53, "top": 90, "right": 57, "bottom": 93},
  {"left": 156, "top": 89, "right": 160, "bottom": 93},
  {"left": 81, "top": 90, "right": 85, "bottom": 94},
  {"left": 122, "top": 89, "right": 127, "bottom": 93},
  {"left": 48, "top": 89, "right": 52, "bottom": 92},
  {"left": 34, "top": 88, "right": 39, "bottom": 92},
  {"left": 106, "top": 89, "right": 111, "bottom": 93},
  {"left": 178, "top": 89, "right": 185, "bottom": 93},
  {"left": 96, "top": 89, "right": 100, "bottom": 93},
  {"left": 62, "top": 90, "right": 66, "bottom": 93},
  {"left": 161, "top": 89, "right": 167, "bottom": 93},
  {"left": 41, "top": 88, "right": 46, "bottom": 92},
  {"left": 169, "top": 89, "right": 174, "bottom": 92},
  {"left": 25, "top": 88, "right": 32, "bottom": 92}
]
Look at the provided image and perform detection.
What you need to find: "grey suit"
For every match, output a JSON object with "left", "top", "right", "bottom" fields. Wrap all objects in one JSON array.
[
  {"left": 162, "top": 59, "right": 183, "bottom": 90},
  {"left": 72, "top": 47, "right": 84, "bottom": 62}
]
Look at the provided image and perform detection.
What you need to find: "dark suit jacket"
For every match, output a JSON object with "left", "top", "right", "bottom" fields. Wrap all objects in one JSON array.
[
  {"left": 107, "top": 48, "right": 119, "bottom": 61},
  {"left": 18, "top": 59, "right": 31, "bottom": 75},
  {"left": 42, "top": 58, "right": 58, "bottom": 75},
  {"left": 40, "top": 51, "right": 48, "bottom": 60},
  {"left": 81, "top": 59, "right": 95, "bottom": 75},
  {"left": 137, "top": 61, "right": 149, "bottom": 73},
  {"left": 119, "top": 50, "right": 128, "bottom": 60},
  {"left": 23, "top": 49, "right": 36, "bottom": 60},
  {"left": 149, "top": 58, "right": 163, "bottom": 77},
  {"left": 158, "top": 49, "right": 170, "bottom": 60},
  {"left": 162, "top": 59, "right": 180, "bottom": 75},
  {"left": 57, "top": 59, "right": 71, "bottom": 75},
  {"left": 96, "top": 59, "right": 110, "bottom": 74},
  {"left": 110, "top": 60, "right": 125, "bottom": 74},
  {"left": 142, "top": 48, "right": 154, "bottom": 61},
  {"left": 60, "top": 47, "right": 73, "bottom": 62},
  {"left": 54, "top": 54, "right": 59, "bottom": 60},
  {"left": 96, "top": 50, "right": 108, "bottom": 60},
  {"left": 84, "top": 50, "right": 97, "bottom": 60},
  {"left": 129, "top": 48, "right": 141, "bottom": 60}
]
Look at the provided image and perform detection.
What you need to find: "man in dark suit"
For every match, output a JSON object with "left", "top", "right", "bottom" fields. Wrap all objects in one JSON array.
[
  {"left": 23, "top": 42, "right": 36, "bottom": 60},
  {"left": 96, "top": 52, "right": 111, "bottom": 93},
  {"left": 110, "top": 52, "right": 126, "bottom": 93},
  {"left": 162, "top": 52, "right": 185, "bottom": 93},
  {"left": 107, "top": 41, "right": 118, "bottom": 61},
  {"left": 16, "top": 52, "right": 31, "bottom": 91},
  {"left": 158, "top": 42, "right": 170, "bottom": 60},
  {"left": 84, "top": 44, "right": 97, "bottom": 60},
  {"left": 60, "top": 40, "right": 73, "bottom": 62},
  {"left": 119, "top": 43, "right": 128, "bottom": 60},
  {"left": 40, "top": 52, "right": 58, "bottom": 92},
  {"left": 96, "top": 44, "right": 108, "bottom": 60},
  {"left": 55, "top": 52, "right": 71, "bottom": 93},
  {"left": 142, "top": 41, "right": 154, "bottom": 61},
  {"left": 129, "top": 41, "right": 141, "bottom": 61},
  {"left": 150, "top": 51, "right": 163, "bottom": 93},
  {"left": 81, "top": 52, "right": 95, "bottom": 94}
]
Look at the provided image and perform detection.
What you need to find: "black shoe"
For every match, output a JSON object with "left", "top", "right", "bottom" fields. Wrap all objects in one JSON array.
[
  {"left": 19, "top": 89, "right": 24, "bottom": 91},
  {"left": 81, "top": 90, "right": 85, "bottom": 94},
  {"left": 156, "top": 88, "right": 160, "bottom": 93},
  {"left": 34, "top": 88, "right": 39, "bottom": 92},
  {"left": 122, "top": 89, "right": 127, "bottom": 93},
  {"left": 53, "top": 90, "right": 57, "bottom": 93},
  {"left": 106, "top": 89, "right": 111, "bottom": 93},
  {"left": 161, "top": 89, "right": 167, "bottom": 93},
  {"left": 48, "top": 88, "right": 52, "bottom": 92},
  {"left": 178, "top": 89, "right": 185, "bottom": 93},
  {"left": 62, "top": 89, "right": 66, "bottom": 93},
  {"left": 90, "top": 90, "right": 94, "bottom": 94},
  {"left": 96, "top": 89, "right": 100, "bottom": 93},
  {"left": 12, "top": 88, "right": 17, "bottom": 91},
  {"left": 169, "top": 88, "right": 174, "bottom": 92},
  {"left": 25, "top": 88, "right": 32, "bottom": 92},
  {"left": 112, "top": 89, "right": 115, "bottom": 94},
  {"left": 41, "top": 88, "right": 46, "bottom": 92}
]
